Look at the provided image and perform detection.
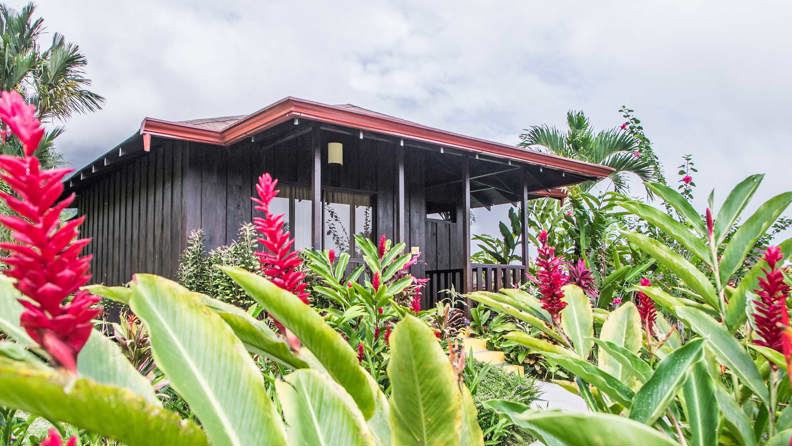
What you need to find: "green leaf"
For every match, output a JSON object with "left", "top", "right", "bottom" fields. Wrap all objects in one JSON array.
[
  {"left": 625, "top": 232, "right": 718, "bottom": 309},
  {"left": 0, "top": 359, "right": 207, "bottom": 446},
  {"left": 467, "top": 292, "right": 563, "bottom": 343},
  {"left": 224, "top": 266, "right": 376, "bottom": 419},
  {"left": 621, "top": 200, "right": 710, "bottom": 264},
  {"left": 545, "top": 353, "right": 634, "bottom": 407},
  {"left": 592, "top": 339, "right": 652, "bottom": 383},
  {"left": 682, "top": 361, "right": 718, "bottom": 446},
  {"left": 647, "top": 182, "right": 705, "bottom": 234},
  {"left": 459, "top": 385, "right": 484, "bottom": 446},
  {"left": 727, "top": 238, "right": 792, "bottom": 331},
  {"left": 485, "top": 401, "right": 678, "bottom": 446},
  {"left": 777, "top": 405, "right": 792, "bottom": 435},
  {"left": 598, "top": 302, "right": 642, "bottom": 380},
  {"left": 560, "top": 285, "right": 594, "bottom": 358},
  {"left": 388, "top": 316, "right": 461, "bottom": 446},
  {"left": 714, "top": 174, "right": 763, "bottom": 244},
  {"left": 276, "top": 369, "right": 374, "bottom": 446},
  {"left": 719, "top": 192, "right": 792, "bottom": 284},
  {"left": 366, "top": 376, "right": 392, "bottom": 446},
  {"left": 747, "top": 344, "right": 787, "bottom": 370},
  {"left": 675, "top": 307, "right": 769, "bottom": 405},
  {"left": 87, "top": 284, "right": 132, "bottom": 305},
  {"left": 766, "top": 430, "right": 792, "bottom": 446},
  {"left": 0, "top": 277, "right": 36, "bottom": 347},
  {"left": 505, "top": 332, "right": 577, "bottom": 357},
  {"left": 629, "top": 339, "right": 705, "bottom": 424},
  {"left": 636, "top": 286, "right": 685, "bottom": 317},
  {"left": 129, "top": 274, "right": 285, "bottom": 445},
  {"left": 77, "top": 330, "right": 158, "bottom": 404},
  {"left": 494, "top": 288, "right": 553, "bottom": 322},
  {"left": 714, "top": 384, "right": 756, "bottom": 446}
]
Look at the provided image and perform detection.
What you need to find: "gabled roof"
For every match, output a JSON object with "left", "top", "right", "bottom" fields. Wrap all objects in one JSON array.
[{"left": 138, "top": 97, "right": 613, "bottom": 179}]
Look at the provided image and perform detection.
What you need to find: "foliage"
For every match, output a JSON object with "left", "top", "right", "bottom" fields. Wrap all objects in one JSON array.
[
  {"left": 468, "top": 174, "right": 792, "bottom": 446},
  {"left": 472, "top": 206, "right": 522, "bottom": 264},
  {"left": 176, "top": 224, "right": 260, "bottom": 308},
  {"left": 462, "top": 359, "right": 539, "bottom": 445}
]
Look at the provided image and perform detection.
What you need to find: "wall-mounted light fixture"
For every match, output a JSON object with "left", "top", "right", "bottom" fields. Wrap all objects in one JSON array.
[{"left": 328, "top": 141, "right": 344, "bottom": 165}]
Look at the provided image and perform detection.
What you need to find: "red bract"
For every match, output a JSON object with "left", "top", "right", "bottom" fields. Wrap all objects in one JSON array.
[
  {"left": 40, "top": 429, "right": 77, "bottom": 446},
  {"left": 252, "top": 172, "right": 309, "bottom": 304},
  {"left": 327, "top": 249, "right": 335, "bottom": 264},
  {"left": 532, "top": 230, "right": 567, "bottom": 324},
  {"left": 385, "top": 325, "right": 392, "bottom": 346},
  {"left": 635, "top": 277, "right": 656, "bottom": 336},
  {"left": 752, "top": 246, "right": 790, "bottom": 356},
  {"left": 0, "top": 91, "right": 100, "bottom": 372},
  {"left": 372, "top": 271, "right": 381, "bottom": 291},
  {"left": 357, "top": 342, "right": 364, "bottom": 361},
  {"left": 567, "top": 259, "right": 598, "bottom": 300},
  {"left": 411, "top": 277, "right": 428, "bottom": 313},
  {"left": 706, "top": 208, "right": 714, "bottom": 238},
  {"left": 377, "top": 234, "right": 387, "bottom": 258}
]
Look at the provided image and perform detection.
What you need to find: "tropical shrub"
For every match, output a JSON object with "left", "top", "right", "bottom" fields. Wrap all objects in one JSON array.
[
  {"left": 468, "top": 175, "right": 792, "bottom": 446},
  {"left": 472, "top": 206, "right": 523, "bottom": 264}
]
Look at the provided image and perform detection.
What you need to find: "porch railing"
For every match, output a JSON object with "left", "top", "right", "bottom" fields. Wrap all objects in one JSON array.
[{"left": 424, "top": 263, "right": 526, "bottom": 305}]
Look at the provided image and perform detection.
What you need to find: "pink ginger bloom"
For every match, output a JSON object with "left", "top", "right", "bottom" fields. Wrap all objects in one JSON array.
[
  {"left": 532, "top": 230, "right": 567, "bottom": 324},
  {"left": 40, "top": 429, "right": 77, "bottom": 446},
  {"left": 377, "top": 234, "right": 388, "bottom": 258},
  {"left": 567, "top": 259, "right": 598, "bottom": 300},
  {"left": 635, "top": 278, "right": 656, "bottom": 335},
  {"left": 252, "top": 173, "right": 309, "bottom": 304},
  {"left": 752, "top": 246, "right": 791, "bottom": 356},
  {"left": 0, "top": 91, "right": 100, "bottom": 372},
  {"left": 372, "top": 271, "right": 381, "bottom": 291},
  {"left": 357, "top": 342, "right": 364, "bottom": 361},
  {"left": 706, "top": 208, "right": 714, "bottom": 238},
  {"left": 682, "top": 175, "right": 693, "bottom": 185},
  {"left": 328, "top": 249, "right": 336, "bottom": 263}
]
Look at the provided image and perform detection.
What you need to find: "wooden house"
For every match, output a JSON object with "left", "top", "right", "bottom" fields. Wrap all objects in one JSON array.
[{"left": 64, "top": 97, "right": 612, "bottom": 305}]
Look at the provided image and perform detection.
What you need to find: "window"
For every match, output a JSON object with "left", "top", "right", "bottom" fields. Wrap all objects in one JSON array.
[
  {"left": 426, "top": 202, "right": 456, "bottom": 222},
  {"left": 323, "top": 189, "right": 375, "bottom": 256},
  {"left": 263, "top": 183, "right": 313, "bottom": 251}
]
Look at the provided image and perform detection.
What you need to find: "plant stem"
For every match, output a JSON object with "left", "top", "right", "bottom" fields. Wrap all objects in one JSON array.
[
  {"left": 669, "top": 412, "right": 688, "bottom": 446},
  {"left": 768, "top": 368, "right": 777, "bottom": 438}
]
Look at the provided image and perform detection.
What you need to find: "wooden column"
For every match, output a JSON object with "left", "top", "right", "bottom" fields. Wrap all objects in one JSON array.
[
  {"left": 521, "top": 168, "right": 530, "bottom": 270},
  {"left": 396, "top": 144, "right": 406, "bottom": 243},
  {"left": 462, "top": 157, "right": 472, "bottom": 294},
  {"left": 311, "top": 125, "right": 322, "bottom": 249}
]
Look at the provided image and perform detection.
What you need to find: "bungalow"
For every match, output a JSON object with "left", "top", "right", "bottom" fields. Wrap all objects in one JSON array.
[{"left": 64, "top": 97, "right": 612, "bottom": 305}]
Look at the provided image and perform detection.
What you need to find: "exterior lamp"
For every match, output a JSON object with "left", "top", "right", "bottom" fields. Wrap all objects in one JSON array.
[{"left": 328, "top": 142, "right": 343, "bottom": 165}]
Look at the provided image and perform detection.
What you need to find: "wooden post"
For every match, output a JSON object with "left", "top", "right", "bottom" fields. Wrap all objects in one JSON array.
[
  {"left": 462, "top": 157, "right": 472, "bottom": 294},
  {"left": 396, "top": 144, "right": 406, "bottom": 244},
  {"left": 311, "top": 125, "right": 322, "bottom": 249},
  {"left": 521, "top": 168, "right": 530, "bottom": 272}
]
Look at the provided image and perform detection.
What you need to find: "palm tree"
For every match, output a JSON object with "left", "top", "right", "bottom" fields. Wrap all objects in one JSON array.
[
  {"left": 520, "top": 110, "right": 663, "bottom": 194},
  {"left": 0, "top": 2, "right": 104, "bottom": 166}
]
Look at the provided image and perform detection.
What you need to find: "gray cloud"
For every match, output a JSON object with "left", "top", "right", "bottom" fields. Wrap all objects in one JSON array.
[{"left": 24, "top": 0, "right": 792, "bottom": 238}]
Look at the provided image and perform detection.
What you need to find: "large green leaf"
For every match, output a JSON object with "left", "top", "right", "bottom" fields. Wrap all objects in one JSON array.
[
  {"left": 598, "top": 302, "right": 642, "bottom": 380},
  {"left": 675, "top": 306, "right": 769, "bottom": 405},
  {"left": 459, "top": 386, "right": 484, "bottom": 446},
  {"left": 683, "top": 361, "right": 718, "bottom": 446},
  {"left": 0, "top": 359, "right": 207, "bottom": 446},
  {"left": 719, "top": 191, "right": 792, "bottom": 284},
  {"left": 726, "top": 238, "right": 792, "bottom": 331},
  {"left": 560, "top": 285, "right": 594, "bottom": 358},
  {"left": 714, "top": 174, "right": 763, "bottom": 244},
  {"left": 592, "top": 339, "right": 652, "bottom": 383},
  {"left": 388, "top": 316, "right": 461, "bottom": 446},
  {"left": 646, "top": 181, "right": 705, "bottom": 235},
  {"left": 714, "top": 384, "right": 755, "bottom": 446},
  {"left": 505, "top": 332, "right": 577, "bottom": 357},
  {"left": 485, "top": 400, "right": 678, "bottom": 446},
  {"left": 621, "top": 200, "right": 710, "bottom": 264},
  {"left": 766, "top": 430, "right": 792, "bottom": 446},
  {"left": 545, "top": 353, "right": 634, "bottom": 407},
  {"left": 366, "top": 375, "right": 392, "bottom": 446},
  {"left": 625, "top": 232, "right": 718, "bottom": 309},
  {"left": 224, "top": 266, "right": 376, "bottom": 418},
  {"left": 0, "top": 278, "right": 156, "bottom": 403},
  {"left": 497, "top": 288, "right": 552, "bottom": 322},
  {"left": 276, "top": 369, "right": 374, "bottom": 446},
  {"left": 466, "top": 292, "right": 563, "bottom": 343},
  {"left": 129, "top": 274, "right": 285, "bottom": 445},
  {"left": 629, "top": 339, "right": 705, "bottom": 425}
]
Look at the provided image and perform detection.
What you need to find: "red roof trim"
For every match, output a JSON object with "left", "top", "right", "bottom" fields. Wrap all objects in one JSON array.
[{"left": 140, "top": 97, "right": 613, "bottom": 178}]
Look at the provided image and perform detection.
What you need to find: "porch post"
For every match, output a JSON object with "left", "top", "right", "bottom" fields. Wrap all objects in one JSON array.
[
  {"left": 462, "top": 157, "right": 472, "bottom": 294},
  {"left": 396, "top": 144, "right": 406, "bottom": 244},
  {"left": 521, "top": 168, "right": 530, "bottom": 270},
  {"left": 311, "top": 125, "right": 322, "bottom": 249}
]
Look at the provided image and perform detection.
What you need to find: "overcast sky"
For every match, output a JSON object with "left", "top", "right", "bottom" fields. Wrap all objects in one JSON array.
[{"left": 25, "top": 0, "right": 792, "bottom": 239}]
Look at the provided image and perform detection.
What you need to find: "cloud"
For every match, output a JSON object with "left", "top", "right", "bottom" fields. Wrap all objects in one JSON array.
[{"left": 25, "top": 0, "right": 792, "bottom": 237}]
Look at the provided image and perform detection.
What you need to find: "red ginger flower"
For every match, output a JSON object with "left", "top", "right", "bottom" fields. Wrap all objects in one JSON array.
[
  {"left": 357, "top": 342, "right": 364, "bottom": 361},
  {"left": 252, "top": 172, "right": 309, "bottom": 304},
  {"left": 0, "top": 91, "right": 100, "bottom": 372},
  {"left": 372, "top": 271, "right": 380, "bottom": 291},
  {"left": 532, "top": 230, "right": 567, "bottom": 324},
  {"left": 706, "top": 208, "right": 714, "bottom": 238},
  {"left": 753, "top": 246, "right": 791, "bottom": 356},
  {"left": 377, "top": 234, "right": 388, "bottom": 258},
  {"left": 385, "top": 325, "right": 392, "bottom": 346},
  {"left": 682, "top": 175, "right": 693, "bottom": 185},
  {"left": 567, "top": 259, "right": 598, "bottom": 300},
  {"left": 40, "top": 429, "right": 77, "bottom": 446},
  {"left": 635, "top": 277, "right": 656, "bottom": 336},
  {"left": 327, "top": 249, "right": 335, "bottom": 263}
]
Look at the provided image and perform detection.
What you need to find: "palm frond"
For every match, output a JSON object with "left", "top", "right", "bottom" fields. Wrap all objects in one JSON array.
[
  {"left": 519, "top": 124, "right": 569, "bottom": 157},
  {"left": 589, "top": 129, "right": 638, "bottom": 164}
]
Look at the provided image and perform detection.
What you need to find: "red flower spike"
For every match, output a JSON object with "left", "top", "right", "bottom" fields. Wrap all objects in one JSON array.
[
  {"left": 377, "top": 307, "right": 383, "bottom": 315},
  {"left": 385, "top": 326, "right": 392, "bottom": 346},
  {"left": 372, "top": 272, "right": 380, "bottom": 291},
  {"left": 706, "top": 208, "right": 714, "bottom": 238},
  {"left": 752, "top": 246, "right": 791, "bottom": 357},
  {"left": 374, "top": 326, "right": 381, "bottom": 340},
  {"left": 377, "top": 234, "right": 387, "bottom": 258},
  {"left": 567, "top": 259, "right": 598, "bottom": 300},
  {"left": 357, "top": 342, "right": 364, "bottom": 361},
  {"left": 0, "top": 91, "right": 100, "bottom": 372},
  {"left": 682, "top": 175, "right": 693, "bottom": 185},
  {"left": 635, "top": 277, "right": 656, "bottom": 336},
  {"left": 532, "top": 230, "right": 567, "bottom": 324},
  {"left": 40, "top": 429, "right": 78, "bottom": 446},
  {"left": 328, "top": 249, "right": 335, "bottom": 264},
  {"left": 252, "top": 172, "right": 309, "bottom": 304}
]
